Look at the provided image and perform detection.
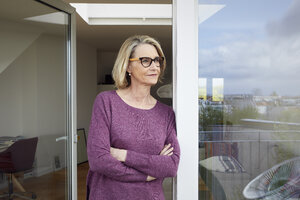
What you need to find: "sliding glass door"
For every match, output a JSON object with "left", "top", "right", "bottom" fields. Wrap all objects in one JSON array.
[
  {"left": 0, "top": 0, "right": 76, "bottom": 199},
  {"left": 198, "top": 1, "right": 300, "bottom": 199}
]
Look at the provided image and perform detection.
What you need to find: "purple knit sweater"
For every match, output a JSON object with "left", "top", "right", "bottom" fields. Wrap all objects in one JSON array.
[{"left": 86, "top": 91, "right": 180, "bottom": 200}]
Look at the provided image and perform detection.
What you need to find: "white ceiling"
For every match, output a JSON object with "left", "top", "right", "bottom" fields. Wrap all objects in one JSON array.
[
  {"left": 0, "top": 0, "right": 172, "bottom": 51},
  {"left": 63, "top": 0, "right": 172, "bottom": 51},
  {"left": 0, "top": 1, "right": 69, "bottom": 36},
  {"left": 63, "top": 0, "right": 171, "bottom": 4}
]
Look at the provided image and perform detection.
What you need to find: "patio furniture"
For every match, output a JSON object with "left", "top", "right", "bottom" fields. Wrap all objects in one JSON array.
[{"left": 243, "top": 157, "right": 300, "bottom": 200}]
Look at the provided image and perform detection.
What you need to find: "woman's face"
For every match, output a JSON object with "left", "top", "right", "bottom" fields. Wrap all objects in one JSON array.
[{"left": 127, "top": 43, "right": 161, "bottom": 87}]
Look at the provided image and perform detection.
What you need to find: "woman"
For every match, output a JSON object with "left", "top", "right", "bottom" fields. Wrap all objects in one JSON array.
[{"left": 86, "top": 35, "right": 180, "bottom": 200}]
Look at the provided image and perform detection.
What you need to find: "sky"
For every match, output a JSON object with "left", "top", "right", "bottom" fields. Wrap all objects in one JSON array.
[{"left": 198, "top": 0, "right": 300, "bottom": 96}]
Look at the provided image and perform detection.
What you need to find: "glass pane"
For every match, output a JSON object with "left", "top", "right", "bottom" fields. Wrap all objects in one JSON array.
[
  {"left": 198, "top": 1, "right": 300, "bottom": 199},
  {"left": 0, "top": 1, "right": 69, "bottom": 199}
]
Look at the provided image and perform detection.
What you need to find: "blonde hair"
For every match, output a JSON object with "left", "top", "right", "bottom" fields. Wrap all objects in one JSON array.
[{"left": 112, "top": 35, "right": 166, "bottom": 89}]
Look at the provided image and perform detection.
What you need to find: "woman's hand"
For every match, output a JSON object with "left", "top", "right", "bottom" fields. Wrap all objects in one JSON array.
[
  {"left": 110, "top": 144, "right": 173, "bottom": 182},
  {"left": 147, "top": 144, "right": 173, "bottom": 182},
  {"left": 111, "top": 147, "right": 156, "bottom": 182},
  {"left": 160, "top": 143, "right": 174, "bottom": 156},
  {"left": 146, "top": 175, "right": 156, "bottom": 182},
  {"left": 110, "top": 147, "right": 127, "bottom": 162}
]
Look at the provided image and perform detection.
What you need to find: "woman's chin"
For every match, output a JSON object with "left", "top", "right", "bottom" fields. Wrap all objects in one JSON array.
[
  {"left": 133, "top": 78, "right": 159, "bottom": 87},
  {"left": 149, "top": 80, "right": 159, "bottom": 86}
]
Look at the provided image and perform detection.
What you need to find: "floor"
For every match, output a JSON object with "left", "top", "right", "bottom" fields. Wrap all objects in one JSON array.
[
  {"left": 0, "top": 163, "right": 87, "bottom": 200},
  {"left": 0, "top": 162, "right": 173, "bottom": 200}
]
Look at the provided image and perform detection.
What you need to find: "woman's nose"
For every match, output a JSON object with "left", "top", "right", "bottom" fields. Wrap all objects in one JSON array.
[
  {"left": 149, "top": 61, "right": 159, "bottom": 69},
  {"left": 149, "top": 64, "right": 157, "bottom": 70}
]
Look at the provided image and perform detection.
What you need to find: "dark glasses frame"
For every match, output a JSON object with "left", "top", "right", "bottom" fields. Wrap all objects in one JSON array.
[{"left": 129, "top": 56, "right": 164, "bottom": 68}]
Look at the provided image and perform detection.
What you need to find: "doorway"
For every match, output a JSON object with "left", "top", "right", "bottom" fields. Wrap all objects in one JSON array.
[{"left": 65, "top": 0, "right": 173, "bottom": 199}]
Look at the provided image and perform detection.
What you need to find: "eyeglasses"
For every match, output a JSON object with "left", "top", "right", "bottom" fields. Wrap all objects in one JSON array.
[{"left": 129, "top": 56, "right": 164, "bottom": 68}]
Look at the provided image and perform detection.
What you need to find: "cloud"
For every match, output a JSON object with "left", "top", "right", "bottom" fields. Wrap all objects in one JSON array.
[
  {"left": 199, "top": 40, "right": 271, "bottom": 79},
  {"left": 199, "top": 1, "right": 300, "bottom": 96},
  {"left": 266, "top": 0, "right": 300, "bottom": 38}
]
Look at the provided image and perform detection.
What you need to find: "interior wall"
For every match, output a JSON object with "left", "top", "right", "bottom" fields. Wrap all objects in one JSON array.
[
  {"left": 35, "top": 34, "right": 67, "bottom": 176},
  {"left": 0, "top": 32, "right": 65, "bottom": 176},
  {"left": 0, "top": 54, "right": 23, "bottom": 136},
  {"left": 77, "top": 40, "right": 98, "bottom": 134},
  {"left": 97, "top": 51, "right": 116, "bottom": 84},
  {"left": 0, "top": 20, "right": 41, "bottom": 137},
  {"left": 0, "top": 20, "right": 41, "bottom": 74},
  {"left": 0, "top": 21, "right": 97, "bottom": 177}
]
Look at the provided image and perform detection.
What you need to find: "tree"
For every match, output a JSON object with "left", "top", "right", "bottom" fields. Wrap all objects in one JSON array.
[
  {"left": 224, "top": 106, "right": 259, "bottom": 125},
  {"left": 270, "top": 91, "right": 278, "bottom": 96},
  {"left": 199, "top": 105, "right": 224, "bottom": 131},
  {"left": 252, "top": 88, "right": 262, "bottom": 96}
]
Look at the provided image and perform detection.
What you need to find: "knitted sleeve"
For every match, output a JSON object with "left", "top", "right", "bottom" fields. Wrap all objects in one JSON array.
[
  {"left": 124, "top": 110, "right": 180, "bottom": 178},
  {"left": 87, "top": 94, "right": 148, "bottom": 182}
]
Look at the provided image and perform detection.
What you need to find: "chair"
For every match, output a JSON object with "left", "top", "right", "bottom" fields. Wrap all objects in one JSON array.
[
  {"left": 0, "top": 137, "right": 38, "bottom": 200},
  {"left": 243, "top": 157, "right": 300, "bottom": 200}
]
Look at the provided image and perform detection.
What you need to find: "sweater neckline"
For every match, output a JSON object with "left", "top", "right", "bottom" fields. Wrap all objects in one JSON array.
[{"left": 113, "top": 90, "right": 158, "bottom": 111}]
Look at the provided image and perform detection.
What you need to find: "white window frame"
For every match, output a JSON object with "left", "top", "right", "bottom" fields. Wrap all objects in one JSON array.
[{"left": 173, "top": 0, "right": 199, "bottom": 199}]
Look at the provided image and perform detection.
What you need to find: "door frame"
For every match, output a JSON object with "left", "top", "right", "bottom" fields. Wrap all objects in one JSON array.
[
  {"left": 173, "top": 0, "right": 199, "bottom": 199},
  {"left": 37, "top": 1, "right": 77, "bottom": 199}
]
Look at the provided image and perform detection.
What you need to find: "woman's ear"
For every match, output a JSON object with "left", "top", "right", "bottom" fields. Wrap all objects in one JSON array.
[{"left": 126, "top": 64, "right": 132, "bottom": 74}]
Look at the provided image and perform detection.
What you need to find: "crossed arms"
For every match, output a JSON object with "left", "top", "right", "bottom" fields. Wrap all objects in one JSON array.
[{"left": 87, "top": 97, "right": 180, "bottom": 182}]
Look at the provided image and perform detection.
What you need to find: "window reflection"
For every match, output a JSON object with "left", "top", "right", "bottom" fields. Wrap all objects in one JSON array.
[
  {"left": 198, "top": 78, "right": 207, "bottom": 100},
  {"left": 0, "top": 1, "right": 68, "bottom": 199},
  {"left": 198, "top": 0, "right": 300, "bottom": 199},
  {"left": 212, "top": 78, "right": 224, "bottom": 102}
]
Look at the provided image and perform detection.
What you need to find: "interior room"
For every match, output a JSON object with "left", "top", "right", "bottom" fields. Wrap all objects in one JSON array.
[
  {"left": 0, "top": 0, "right": 173, "bottom": 199},
  {"left": 69, "top": 0, "right": 173, "bottom": 199}
]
